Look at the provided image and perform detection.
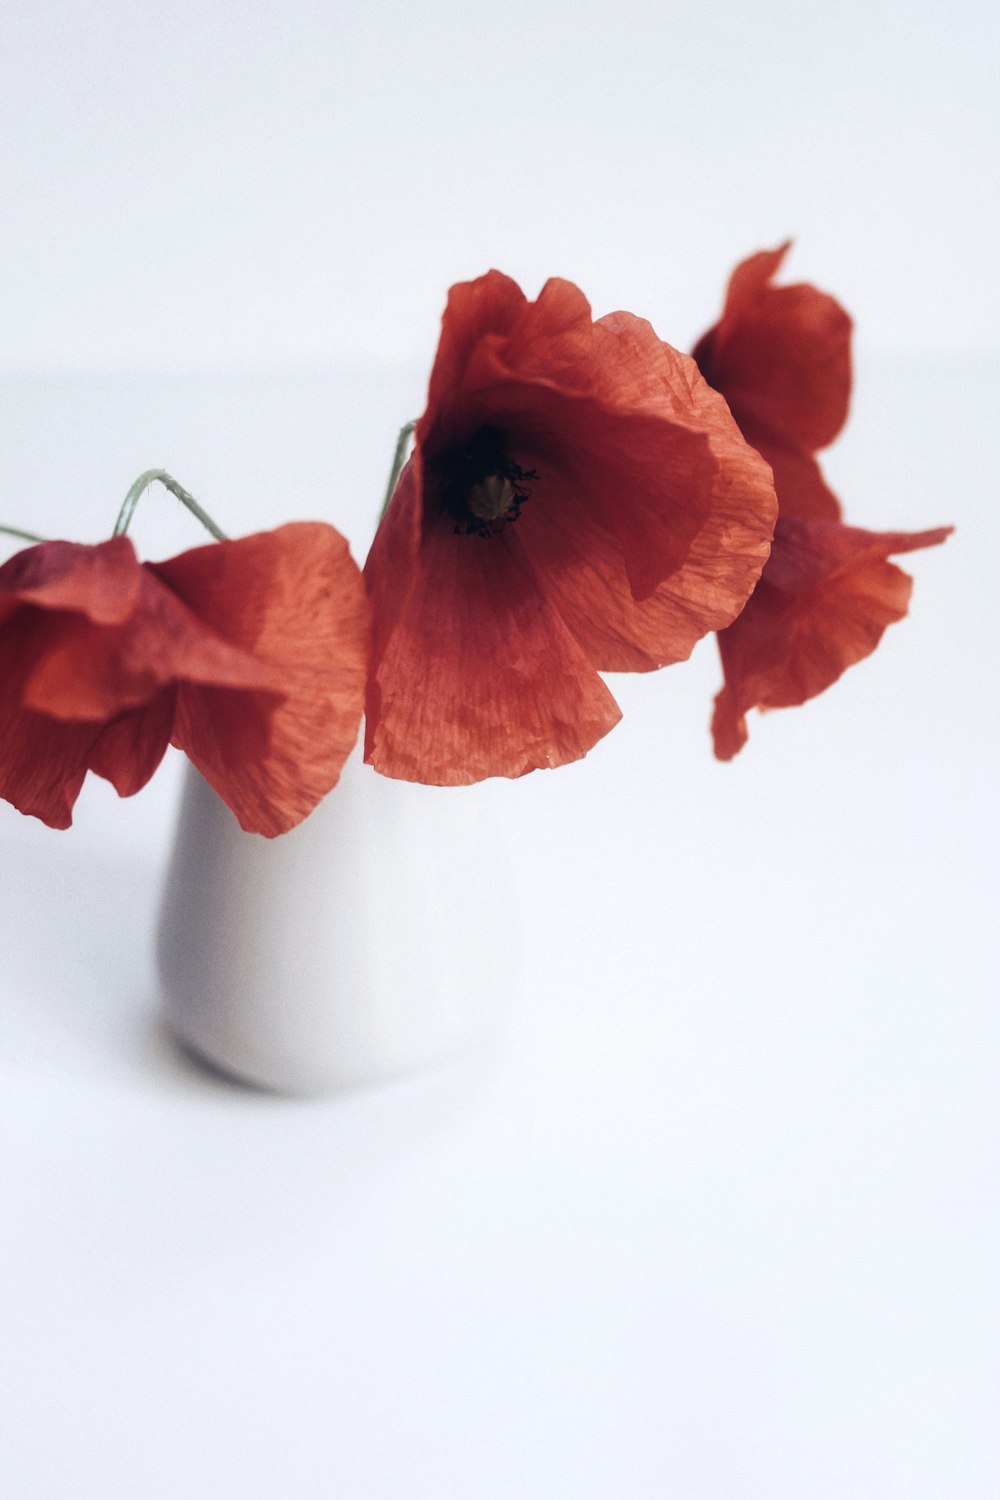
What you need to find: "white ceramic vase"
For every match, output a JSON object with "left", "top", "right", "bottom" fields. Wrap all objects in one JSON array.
[{"left": 157, "top": 748, "right": 514, "bottom": 1093}]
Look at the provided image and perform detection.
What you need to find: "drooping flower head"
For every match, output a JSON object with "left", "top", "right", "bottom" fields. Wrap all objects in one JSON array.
[
  {"left": 364, "top": 271, "right": 778, "bottom": 783},
  {"left": 0, "top": 522, "right": 370, "bottom": 834},
  {"left": 692, "top": 244, "right": 951, "bottom": 759}
]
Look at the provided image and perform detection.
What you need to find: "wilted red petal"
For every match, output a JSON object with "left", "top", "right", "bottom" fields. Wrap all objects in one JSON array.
[
  {"left": 0, "top": 609, "right": 98, "bottom": 827},
  {"left": 24, "top": 567, "right": 284, "bottom": 722},
  {"left": 517, "top": 348, "right": 777, "bottom": 670},
  {"left": 0, "top": 713, "right": 95, "bottom": 828},
  {"left": 731, "top": 413, "right": 842, "bottom": 523},
  {"left": 693, "top": 243, "right": 852, "bottom": 457},
  {"left": 0, "top": 536, "right": 140, "bottom": 630},
  {"left": 711, "top": 518, "right": 953, "bottom": 759},
  {"left": 158, "top": 523, "right": 370, "bottom": 835},
  {"left": 87, "top": 691, "right": 177, "bottom": 797},
  {"left": 425, "top": 271, "right": 526, "bottom": 423},
  {"left": 366, "top": 502, "right": 621, "bottom": 784}
]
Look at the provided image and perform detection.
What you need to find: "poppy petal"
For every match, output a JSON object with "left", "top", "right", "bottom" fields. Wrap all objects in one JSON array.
[
  {"left": 86, "top": 691, "right": 177, "bottom": 797},
  {"left": 22, "top": 569, "right": 284, "bottom": 722},
  {"left": 157, "top": 523, "right": 370, "bottom": 836},
  {"left": 0, "top": 535, "right": 141, "bottom": 630},
  {"left": 516, "top": 380, "right": 777, "bottom": 671},
  {"left": 693, "top": 243, "right": 852, "bottom": 455},
  {"left": 733, "top": 414, "right": 843, "bottom": 523},
  {"left": 365, "top": 506, "right": 622, "bottom": 784},
  {"left": 0, "top": 611, "right": 96, "bottom": 827},
  {"left": 425, "top": 270, "right": 527, "bottom": 427},
  {"left": 711, "top": 517, "right": 953, "bottom": 759},
  {"left": 0, "top": 710, "right": 95, "bottom": 828},
  {"left": 447, "top": 378, "right": 719, "bottom": 602},
  {"left": 0, "top": 549, "right": 179, "bottom": 822}
]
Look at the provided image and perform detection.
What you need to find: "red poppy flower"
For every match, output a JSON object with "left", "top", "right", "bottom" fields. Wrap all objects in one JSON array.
[
  {"left": 363, "top": 270, "right": 778, "bottom": 784},
  {"left": 692, "top": 243, "right": 951, "bottom": 759},
  {"left": 0, "top": 523, "right": 369, "bottom": 834}
]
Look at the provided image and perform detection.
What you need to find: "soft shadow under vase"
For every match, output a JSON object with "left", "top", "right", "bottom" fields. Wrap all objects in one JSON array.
[{"left": 157, "top": 751, "right": 514, "bottom": 1093}]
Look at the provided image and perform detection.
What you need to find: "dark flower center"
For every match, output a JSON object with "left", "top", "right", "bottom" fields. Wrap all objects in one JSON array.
[{"left": 435, "top": 425, "right": 538, "bottom": 538}]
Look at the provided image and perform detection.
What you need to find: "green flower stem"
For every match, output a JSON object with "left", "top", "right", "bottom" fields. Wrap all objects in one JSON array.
[
  {"left": 0, "top": 523, "right": 48, "bottom": 544},
  {"left": 379, "top": 421, "right": 417, "bottom": 523},
  {"left": 113, "top": 469, "right": 228, "bottom": 541}
]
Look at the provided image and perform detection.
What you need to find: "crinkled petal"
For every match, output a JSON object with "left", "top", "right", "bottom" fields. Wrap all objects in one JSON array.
[
  {"left": 426, "top": 270, "right": 527, "bottom": 423},
  {"left": 733, "top": 413, "right": 843, "bottom": 523},
  {"left": 157, "top": 522, "right": 370, "bottom": 836},
  {"left": 0, "top": 536, "right": 141, "bottom": 630},
  {"left": 456, "top": 379, "right": 719, "bottom": 602},
  {"left": 0, "top": 711, "right": 95, "bottom": 828},
  {"left": 427, "top": 276, "right": 630, "bottom": 449},
  {"left": 724, "top": 245, "right": 793, "bottom": 314},
  {"left": 0, "top": 543, "right": 183, "bottom": 821},
  {"left": 365, "top": 452, "right": 425, "bottom": 686},
  {"left": 365, "top": 509, "right": 622, "bottom": 785},
  {"left": 86, "top": 691, "right": 177, "bottom": 797},
  {"left": 516, "top": 370, "right": 777, "bottom": 670},
  {"left": 693, "top": 243, "right": 852, "bottom": 454},
  {"left": 0, "top": 610, "right": 98, "bottom": 827},
  {"left": 711, "top": 517, "right": 953, "bottom": 759},
  {"left": 23, "top": 567, "right": 285, "bottom": 721}
]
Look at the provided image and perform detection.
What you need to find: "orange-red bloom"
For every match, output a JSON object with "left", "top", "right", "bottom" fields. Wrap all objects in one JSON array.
[
  {"left": 0, "top": 523, "right": 369, "bottom": 834},
  {"left": 692, "top": 244, "right": 951, "bottom": 759},
  {"left": 364, "top": 270, "right": 778, "bottom": 783}
]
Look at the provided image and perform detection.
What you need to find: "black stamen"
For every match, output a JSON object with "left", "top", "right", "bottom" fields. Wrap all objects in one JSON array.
[{"left": 434, "top": 425, "right": 538, "bottom": 538}]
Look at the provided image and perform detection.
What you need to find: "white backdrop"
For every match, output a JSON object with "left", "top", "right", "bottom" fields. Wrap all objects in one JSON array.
[
  {"left": 1, "top": 2, "right": 997, "bottom": 1497},
  {"left": 0, "top": 0, "right": 996, "bottom": 371}
]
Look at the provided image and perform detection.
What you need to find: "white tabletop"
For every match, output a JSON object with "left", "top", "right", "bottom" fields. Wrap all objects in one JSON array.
[{"left": 1, "top": 359, "right": 995, "bottom": 1498}]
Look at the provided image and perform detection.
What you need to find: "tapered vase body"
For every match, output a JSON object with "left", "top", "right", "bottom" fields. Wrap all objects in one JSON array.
[{"left": 157, "top": 751, "right": 513, "bottom": 1093}]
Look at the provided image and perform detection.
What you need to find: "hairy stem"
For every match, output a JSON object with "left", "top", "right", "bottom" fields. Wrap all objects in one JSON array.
[{"left": 113, "top": 469, "right": 228, "bottom": 541}]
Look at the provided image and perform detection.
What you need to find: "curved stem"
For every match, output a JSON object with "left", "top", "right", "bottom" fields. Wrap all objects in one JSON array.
[
  {"left": 113, "top": 469, "right": 228, "bottom": 541},
  {"left": 379, "top": 421, "right": 416, "bottom": 523},
  {"left": 0, "top": 523, "right": 48, "bottom": 545}
]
